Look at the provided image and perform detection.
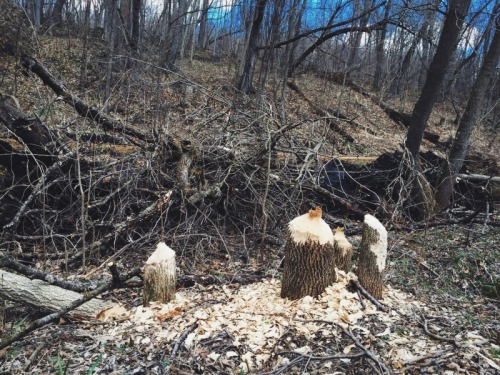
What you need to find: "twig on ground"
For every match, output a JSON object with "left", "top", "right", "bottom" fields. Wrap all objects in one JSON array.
[
  {"left": 348, "top": 279, "right": 388, "bottom": 312},
  {"left": 159, "top": 322, "right": 198, "bottom": 371}
]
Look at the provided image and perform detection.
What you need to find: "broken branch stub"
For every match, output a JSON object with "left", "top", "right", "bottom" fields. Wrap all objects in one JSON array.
[
  {"left": 356, "top": 214, "right": 387, "bottom": 299},
  {"left": 333, "top": 227, "right": 353, "bottom": 272},
  {"left": 281, "top": 207, "right": 336, "bottom": 300},
  {"left": 143, "top": 242, "right": 176, "bottom": 306}
]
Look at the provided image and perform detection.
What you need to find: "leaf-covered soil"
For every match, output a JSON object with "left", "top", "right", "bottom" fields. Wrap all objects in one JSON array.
[{"left": 0, "top": 34, "right": 499, "bottom": 374}]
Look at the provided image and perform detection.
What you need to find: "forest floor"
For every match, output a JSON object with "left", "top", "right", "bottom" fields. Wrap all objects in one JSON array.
[{"left": 0, "top": 34, "right": 499, "bottom": 374}]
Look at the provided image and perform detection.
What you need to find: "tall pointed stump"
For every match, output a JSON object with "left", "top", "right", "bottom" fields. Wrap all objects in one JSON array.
[
  {"left": 356, "top": 214, "right": 387, "bottom": 299},
  {"left": 143, "top": 242, "right": 176, "bottom": 306},
  {"left": 281, "top": 208, "right": 336, "bottom": 300}
]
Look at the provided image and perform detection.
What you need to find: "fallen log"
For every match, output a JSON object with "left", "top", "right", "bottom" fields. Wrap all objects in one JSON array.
[
  {"left": 457, "top": 174, "right": 500, "bottom": 183},
  {"left": 0, "top": 269, "right": 115, "bottom": 320}
]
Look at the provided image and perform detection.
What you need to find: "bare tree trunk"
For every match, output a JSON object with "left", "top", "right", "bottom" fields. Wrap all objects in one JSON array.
[
  {"left": 105, "top": 0, "right": 118, "bottom": 110},
  {"left": 236, "top": 0, "right": 268, "bottom": 94},
  {"left": 79, "top": 0, "right": 91, "bottom": 93},
  {"left": 0, "top": 269, "right": 115, "bottom": 320},
  {"left": 392, "top": 0, "right": 438, "bottom": 95},
  {"left": 405, "top": 0, "right": 471, "bottom": 158},
  {"left": 198, "top": 0, "right": 210, "bottom": 49},
  {"left": 435, "top": 12, "right": 500, "bottom": 209},
  {"left": 347, "top": 0, "right": 371, "bottom": 75},
  {"left": 373, "top": 0, "right": 392, "bottom": 92},
  {"left": 404, "top": 0, "right": 471, "bottom": 216},
  {"left": 50, "top": 0, "right": 67, "bottom": 26},
  {"left": 130, "top": 0, "right": 142, "bottom": 53}
]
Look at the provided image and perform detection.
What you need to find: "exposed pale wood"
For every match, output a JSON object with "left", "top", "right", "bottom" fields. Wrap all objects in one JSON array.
[
  {"left": 143, "top": 242, "right": 176, "bottom": 306},
  {"left": 0, "top": 269, "right": 115, "bottom": 319},
  {"left": 333, "top": 227, "right": 353, "bottom": 272}
]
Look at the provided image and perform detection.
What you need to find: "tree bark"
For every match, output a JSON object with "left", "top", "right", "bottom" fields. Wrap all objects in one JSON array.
[
  {"left": 435, "top": 12, "right": 500, "bottom": 208},
  {"left": 356, "top": 214, "right": 387, "bottom": 300},
  {"left": 50, "top": 0, "right": 66, "bottom": 26},
  {"left": 281, "top": 208, "right": 336, "bottom": 300}
]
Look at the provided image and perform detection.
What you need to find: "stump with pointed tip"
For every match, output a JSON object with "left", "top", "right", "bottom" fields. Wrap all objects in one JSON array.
[
  {"left": 356, "top": 214, "right": 387, "bottom": 299},
  {"left": 281, "top": 207, "right": 336, "bottom": 300},
  {"left": 333, "top": 227, "right": 353, "bottom": 272},
  {"left": 143, "top": 242, "right": 176, "bottom": 306}
]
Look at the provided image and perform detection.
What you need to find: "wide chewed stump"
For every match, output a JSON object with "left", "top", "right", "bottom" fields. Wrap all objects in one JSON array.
[
  {"left": 281, "top": 207, "right": 336, "bottom": 300},
  {"left": 143, "top": 242, "right": 176, "bottom": 306},
  {"left": 333, "top": 227, "right": 353, "bottom": 272},
  {"left": 356, "top": 214, "right": 387, "bottom": 299}
]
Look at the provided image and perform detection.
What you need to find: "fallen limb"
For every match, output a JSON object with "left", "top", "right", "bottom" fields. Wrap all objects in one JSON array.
[
  {"left": 303, "top": 319, "right": 393, "bottom": 374},
  {"left": 287, "top": 81, "right": 355, "bottom": 143},
  {"left": 3, "top": 153, "right": 73, "bottom": 232},
  {"left": 457, "top": 173, "right": 500, "bottom": 182},
  {"left": 0, "top": 251, "right": 94, "bottom": 292},
  {"left": 65, "top": 191, "right": 174, "bottom": 268},
  {"left": 319, "top": 72, "right": 445, "bottom": 147},
  {"left": 0, "top": 266, "right": 141, "bottom": 350},
  {"left": 21, "top": 55, "right": 152, "bottom": 143},
  {"left": 348, "top": 279, "right": 388, "bottom": 312}
]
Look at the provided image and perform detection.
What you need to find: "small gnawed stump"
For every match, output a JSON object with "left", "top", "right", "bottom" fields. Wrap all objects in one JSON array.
[
  {"left": 333, "top": 227, "right": 353, "bottom": 272},
  {"left": 143, "top": 242, "right": 176, "bottom": 306},
  {"left": 356, "top": 214, "right": 387, "bottom": 299},
  {"left": 281, "top": 207, "right": 336, "bottom": 300}
]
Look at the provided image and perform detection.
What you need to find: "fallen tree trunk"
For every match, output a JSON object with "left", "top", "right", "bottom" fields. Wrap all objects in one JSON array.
[
  {"left": 457, "top": 174, "right": 500, "bottom": 182},
  {"left": 319, "top": 72, "right": 444, "bottom": 147},
  {"left": 0, "top": 269, "right": 116, "bottom": 319}
]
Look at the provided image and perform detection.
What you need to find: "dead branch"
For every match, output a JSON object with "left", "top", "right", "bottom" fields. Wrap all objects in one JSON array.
[
  {"left": 0, "top": 251, "right": 94, "bottom": 292},
  {"left": 20, "top": 55, "right": 152, "bottom": 143},
  {"left": 3, "top": 153, "right": 73, "bottom": 232},
  {"left": 287, "top": 81, "right": 355, "bottom": 142},
  {"left": 304, "top": 319, "right": 393, "bottom": 374},
  {"left": 65, "top": 191, "right": 174, "bottom": 268},
  {"left": 348, "top": 279, "right": 389, "bottom": 312},
  {"left": 319, "top": 72, "right": 445, "bottom": 147},
  {"left": 258, "top": 352, "right": 364, "bottom": 375},
  {"left": 457, "top": 173, "right": 500, "bottom": 182}
]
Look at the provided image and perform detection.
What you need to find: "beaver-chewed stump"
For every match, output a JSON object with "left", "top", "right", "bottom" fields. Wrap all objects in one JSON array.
[
  {"left": 281, "top": 207, "right": 336, "bottom": 300},
  {"left": 333, "top": 227, "right": 353, "bottom": 272},
  {"left": 356, "top": 214, "right": 388, "bottom": 300},
  {"left": 143, "top": 242, "right": 176, "bottom": 306}
]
